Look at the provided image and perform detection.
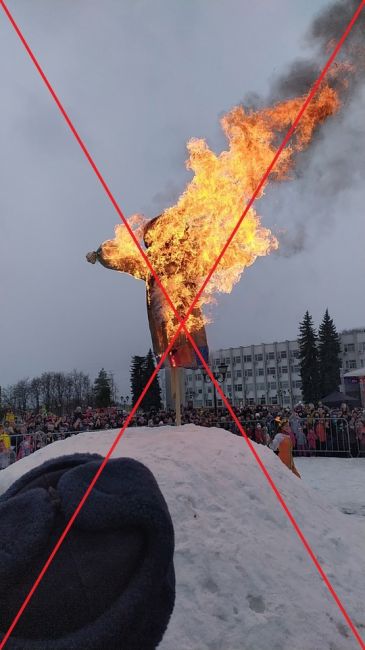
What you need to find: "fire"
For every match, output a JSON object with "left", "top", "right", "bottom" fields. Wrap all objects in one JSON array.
[{"left": 101, "top": 80, "right": 341, "bottom": 338}]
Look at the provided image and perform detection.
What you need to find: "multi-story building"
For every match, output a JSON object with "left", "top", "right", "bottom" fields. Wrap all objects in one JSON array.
[
  {"left": 170, "top": 327, "right": 365, "bottom": 409},
  {"left": 340, "top": 328, "right": 365, "bottom": 376},
  {"left": 183, "top": 340, "right": 301, "bottom": 408}
]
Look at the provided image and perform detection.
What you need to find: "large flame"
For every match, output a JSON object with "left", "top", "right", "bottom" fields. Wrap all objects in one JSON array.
[{"left": 102, "top": 80, "right": 342, "bottom": 338}]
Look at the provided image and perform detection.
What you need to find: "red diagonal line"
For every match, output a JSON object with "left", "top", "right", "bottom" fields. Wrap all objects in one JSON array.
[{"left": 1, "top": 1, "right": 364, "bottom": 647}]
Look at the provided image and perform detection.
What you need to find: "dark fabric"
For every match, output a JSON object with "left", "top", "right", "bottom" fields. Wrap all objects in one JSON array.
[{"left": 0, "top": 454, "right": 175, "bottom": 649}]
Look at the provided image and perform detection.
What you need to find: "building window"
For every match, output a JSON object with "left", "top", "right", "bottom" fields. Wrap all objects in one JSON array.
[
  {"left": 196, "top": 374, "right": 201, "bottom": 381},
  {"left": 280, "top": 351, "right": 287, "bottom": 359},
  {"left": 226, "top": 371, "right": 231, "bottom": 378},
  {"left": 293, "top": 365, "right": 300, "bottom": 373},
  {"left": 235, "top": 370, "right": 242, "bottom": 378},
  {"left": 270, "top": 396, "right": 278, "bottom": 404},
  {"left": 257, "top": 368, "right": 264, "bottom": 376},
  {"left": 234, "top": 384, "right": 243, "bottom": 392},
  {"left": 206, "top": 400, "right": 213, "bottom": 407},
  {"left": 207, "top": 387, "right": 212, "bottom": 393},
  {"left": 248, "top": 398, "right": 255, "bottom": 405},
  {"left": 291, "top": 350, "right": 299, "bottom": 359},
  {"left": 245, "top": 369, "right": 253, "bottom": 377},
  {"left": 347, "top": 360, "right": 357, "bottom": 369},
  {"left": 225, "top": 357, "right": 230, "bottom": 364},
  {"left": 295, "top": 381, "right": 302, "bottom": 388},
  {"left": 281, "top": 367, "right": 288, "bottom": 374},
  {"left": 266, "top": 352, "right": 275, "bottom": 360},
  {"left": 255, "top": 353, "right": 263, "bottom": 362},
  {"left": 268, "top": 367, "right": 276, "bottom": 375},
  {"left": 270, "top": 382, "right": 277, "bottom": 389},
  {"left": 344, "top": 343, "right": 355, "bottom": 352},
  {"left": 198, "top": 389, "right": 202, "bottom": 394},
  {"left": 215, "top": 358, "right": 220, "bottom": 365},
  {"left": 280, "top": 381, "right": 289, "bottom": 389},
  {"left": 243, "top": 355, "right": 252, "bottom": 363},
  {"left": 235, "top": 356, "right": 241, "bottom": 363}
]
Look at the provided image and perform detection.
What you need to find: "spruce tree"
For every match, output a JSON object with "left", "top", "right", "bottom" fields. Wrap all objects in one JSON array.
[
  {"left": 298, "top": 311, "right": 320, "bottom": 404},
  {"left": 142, "top": 349, "right": 162, "bottom": 412},
  {"left": 130, "top": 351, "right": 162, "bottom": 412},
  {"left": 130, "top": 356, "right": 146, "bottom": 408},
  {"left": 93, "top": 368, "right": 112, "bottom": 408},
  {"left": 318, "top": 309, "right": 341, "bottom": 397}
]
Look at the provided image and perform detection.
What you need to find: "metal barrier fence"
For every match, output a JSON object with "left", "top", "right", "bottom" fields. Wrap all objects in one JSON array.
[
  {"left": 206, "top": 418, "right": 355, "bottom": 457},
  {"left": 0, "top": 417, "right": 363, "bottom": 469}
]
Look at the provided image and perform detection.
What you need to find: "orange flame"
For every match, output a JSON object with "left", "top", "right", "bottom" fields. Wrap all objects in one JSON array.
[{"left": 101, "top": 80, "right": 342, "bottom": 338}]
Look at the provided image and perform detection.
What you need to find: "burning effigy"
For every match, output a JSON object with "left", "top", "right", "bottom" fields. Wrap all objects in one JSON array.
[
  {"left": 86, "top": 54, "right": 358, "bottom": 368},
  {"left": 86, "top": 213, "right": 209, "bottom": 368}
]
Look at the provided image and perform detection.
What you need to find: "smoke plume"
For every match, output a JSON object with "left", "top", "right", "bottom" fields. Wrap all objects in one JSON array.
[
  {"left": 267, "top": 0, "right": 365, "bottom": 257},
  {"left": 271, "top": 0, "right": 365, "bottom": 101}
]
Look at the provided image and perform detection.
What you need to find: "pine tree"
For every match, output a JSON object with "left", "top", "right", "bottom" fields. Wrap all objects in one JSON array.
[
  {"left": 142, "top": 349, "right": 162, "bottom": 412},
  {"left": 93, "top": 368, "right": 112, "bottom": 408},
  {"left": 298, "top": 311, "right": 320, "bottom": 404},
  {"left": 130, "top": 356, "right": 146, "bottom": 408},
  {"left": 318, "top": 309, "right": 341, "bottom": 397}
]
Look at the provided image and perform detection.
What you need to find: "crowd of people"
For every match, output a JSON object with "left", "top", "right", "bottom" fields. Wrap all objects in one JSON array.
[{"left": 1, "top": 400, "right": 364, "bottom": 470}]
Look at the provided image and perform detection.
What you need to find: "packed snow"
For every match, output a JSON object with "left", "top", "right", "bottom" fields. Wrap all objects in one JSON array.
[{"left": 1, "top": 425, "right": 364, "bottom": 650}]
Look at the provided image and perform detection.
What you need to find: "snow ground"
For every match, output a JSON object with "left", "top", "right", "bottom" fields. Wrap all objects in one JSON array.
[
  {"left": 1, "top": 426, "right": 364, "bottom": 650},
  {"left": 296, "top": 457, "right": 365, "bottom": 521}
]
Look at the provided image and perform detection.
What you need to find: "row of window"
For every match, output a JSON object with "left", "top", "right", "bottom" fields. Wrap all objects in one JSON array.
[
  {"left": 221, "top": 380, "right": 302, "bottom": 392},
  {"left": 213, "top": 396, "right": 294, "bottom": 407},
  {"left": 343, "top": 343, "right": 365, "bottom": 353},
  {"left": 187, "top": 377, "right": 302, "bottom": 389},
  {"left": 214, "top": 343, "right": 365, "bottom": 362},
  {"left": 210, "top": 343, "right": 365, "bottom": 370},
  {"left": 187, "top": 367, "right": 300, "bottom": 382},
  {"left": 214, "top": 350, "right": 300, "bottom": 365}
]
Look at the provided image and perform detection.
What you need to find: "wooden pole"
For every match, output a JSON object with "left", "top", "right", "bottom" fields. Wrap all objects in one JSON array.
[{"left": 171, "top": 366, "right": 182, "bottom": 426}]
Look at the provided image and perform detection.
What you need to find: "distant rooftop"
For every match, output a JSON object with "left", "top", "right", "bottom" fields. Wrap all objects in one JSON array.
[{"left": 340, "top": 327, "right": 365, "bottom": 335}]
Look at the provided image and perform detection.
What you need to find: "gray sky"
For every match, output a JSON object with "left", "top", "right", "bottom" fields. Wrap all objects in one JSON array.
[{"left": 1, "top": 0, "right": 364, "bottom": 396}]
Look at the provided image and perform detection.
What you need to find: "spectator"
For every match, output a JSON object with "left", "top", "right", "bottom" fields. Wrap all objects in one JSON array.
[
  {"left": 270, "top": 422, "right": 301, "bottom": 479},
  {"left": 0, "top": 440, "right": 11, "bottom": 469},
  {"left": 0, "top": 425, "right": 11, "bottom": 451},
  {"left": 306, "top": 427, "right": 317, "bottom": 454}
]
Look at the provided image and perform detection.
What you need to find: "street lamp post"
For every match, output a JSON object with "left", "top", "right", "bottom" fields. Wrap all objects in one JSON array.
[
  {"left": 202, "top": 362, "right": 228, "bottom": 415},
  {"left": 120, "top": 395, "right": 130, "bottom": 411}
]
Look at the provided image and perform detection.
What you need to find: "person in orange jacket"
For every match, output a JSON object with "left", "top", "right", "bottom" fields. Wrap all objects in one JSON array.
[{"left": 270, "top": 421, "right": 301, "bottom": 478}]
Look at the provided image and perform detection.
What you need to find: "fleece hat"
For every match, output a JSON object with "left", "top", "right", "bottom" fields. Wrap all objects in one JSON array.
[{"left": 0, "top": 454, "right": 175, "bottom": 650}]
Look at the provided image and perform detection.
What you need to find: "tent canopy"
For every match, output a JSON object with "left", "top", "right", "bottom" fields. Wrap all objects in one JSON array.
[{"left": 321, "top": 390, "right": 359, "bottom": 406}]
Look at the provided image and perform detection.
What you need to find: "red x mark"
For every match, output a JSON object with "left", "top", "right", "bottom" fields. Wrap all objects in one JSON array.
[{"left": 1, "top": 1, "right": 365, "bottom": 648}]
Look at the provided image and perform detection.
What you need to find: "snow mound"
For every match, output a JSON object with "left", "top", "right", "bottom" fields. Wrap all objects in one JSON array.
[{"left": 1, "top": 425, "right": 364, "bottom": 650}]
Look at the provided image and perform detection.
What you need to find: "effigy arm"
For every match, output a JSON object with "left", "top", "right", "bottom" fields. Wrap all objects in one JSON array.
[{"left": 86, "top": 239, "right": 147, "bottom": 281}]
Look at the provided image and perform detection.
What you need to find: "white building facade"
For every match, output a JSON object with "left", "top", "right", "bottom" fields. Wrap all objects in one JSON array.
[{"left": 176, "top": 327, "right": 365, "bottom": 409}]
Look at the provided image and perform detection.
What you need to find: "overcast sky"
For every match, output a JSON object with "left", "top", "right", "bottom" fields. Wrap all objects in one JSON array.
[{"left": 1, "top": 0, "right": 364, "bottom": 396}]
